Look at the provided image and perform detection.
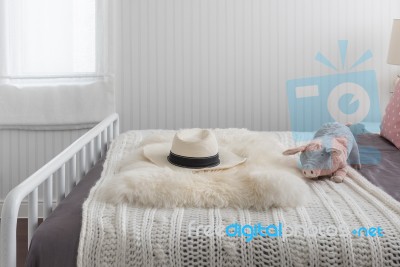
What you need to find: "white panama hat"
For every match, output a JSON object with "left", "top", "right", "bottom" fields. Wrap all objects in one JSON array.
[{"left": 143, "top": 129, "right": 246, "bottom": 171}]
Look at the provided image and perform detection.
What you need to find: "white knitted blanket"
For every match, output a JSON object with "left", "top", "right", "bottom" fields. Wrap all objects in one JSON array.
[{"left": 78, "top": 130, "right": 400, "bottom": 267}]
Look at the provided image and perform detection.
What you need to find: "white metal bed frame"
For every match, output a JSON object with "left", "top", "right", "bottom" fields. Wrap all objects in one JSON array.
[{"left": 0, "top": 113, "right": 119, "bottom": 267}]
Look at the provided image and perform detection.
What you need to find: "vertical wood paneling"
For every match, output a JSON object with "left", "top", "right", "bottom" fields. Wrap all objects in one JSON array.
[
  {"left": 114, "top": 0, "right": 400, "bottom": 132},
  {"left": 0, "top": 129, "right": 87, "bottom": 201}
]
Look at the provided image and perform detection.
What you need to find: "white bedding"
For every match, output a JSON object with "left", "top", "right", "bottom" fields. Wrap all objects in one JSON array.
[
  {"left": 78, "top": 130, "right": 400, "bottom": 267},
  {"left": 95, "top": 129, "right": 310, "bottom": 210}
]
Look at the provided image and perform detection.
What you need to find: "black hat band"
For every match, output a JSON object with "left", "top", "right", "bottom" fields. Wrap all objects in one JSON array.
[{"left": 167, "top": 151, "right": 220, "bottom": 169}]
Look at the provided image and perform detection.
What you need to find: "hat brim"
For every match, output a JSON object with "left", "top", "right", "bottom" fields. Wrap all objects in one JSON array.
[{"left": 143, "top": 143, "right": 246, "bottom": 171}]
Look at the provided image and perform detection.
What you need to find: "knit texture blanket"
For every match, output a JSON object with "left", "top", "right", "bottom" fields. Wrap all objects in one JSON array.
[{"left": 78, "top": 130, "right": 400, "bottom": 267}]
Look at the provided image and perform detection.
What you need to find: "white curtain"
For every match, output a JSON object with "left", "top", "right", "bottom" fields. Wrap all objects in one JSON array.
[
  {"left": 0, "top": 0, "right": 115, "bottom": 129},
  {"left": 0, "top": 81, "right": 114, "bottom": 129},
  {"left": 0, "top": 0, "right": 9, "bottom": 81}
]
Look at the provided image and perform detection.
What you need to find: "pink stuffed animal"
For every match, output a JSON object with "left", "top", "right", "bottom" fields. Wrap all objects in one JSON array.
[{"left": 283, "top": 123, "right": 361, "bottom": 183}]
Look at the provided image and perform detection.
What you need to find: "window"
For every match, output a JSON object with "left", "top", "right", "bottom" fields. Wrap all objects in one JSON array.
[
  {"left": 0, "top": 0, "right": 114, "bottom": 128},
  {"left": 3, "top": 0, "right": 106, "bottom": 79}
]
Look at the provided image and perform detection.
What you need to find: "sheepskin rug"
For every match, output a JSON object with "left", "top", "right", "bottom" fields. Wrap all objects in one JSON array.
[{"left": 97, "top": 129, "right": 310, "bottom": 210}]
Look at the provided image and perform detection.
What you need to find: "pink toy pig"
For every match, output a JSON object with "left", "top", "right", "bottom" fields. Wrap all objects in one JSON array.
[{"left": 283, "top": 123, "right": 361, "bottom": 183}]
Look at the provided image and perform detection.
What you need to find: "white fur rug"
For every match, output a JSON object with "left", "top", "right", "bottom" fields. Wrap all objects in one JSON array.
[{"left": 97, "top": 129, "right": 310, "bottom": 210}]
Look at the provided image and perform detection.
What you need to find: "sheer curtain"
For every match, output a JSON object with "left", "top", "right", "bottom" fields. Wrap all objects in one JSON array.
[
  {"left": 0, "top": 0, "right": 115, "bottom": 129},
  {"left": 0, "top": 0, "right": 9, "bottom": 81},
  {"left": 7, "top": 0, "right": 96, "bottom": 77}
]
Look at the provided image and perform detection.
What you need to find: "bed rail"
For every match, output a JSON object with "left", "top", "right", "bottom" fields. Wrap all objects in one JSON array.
[{"left": 0, "top": 113, "right": 119, "bottom": 267}]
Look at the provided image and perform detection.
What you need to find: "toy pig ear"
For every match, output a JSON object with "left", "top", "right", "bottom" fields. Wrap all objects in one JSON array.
[
  {"left": 326, "top": 147, "right": 342, "bottom": 155},
  {"left": 282, "top": 146, "right": 306, "bottom": 155},
  {"left": 334, "top": 137, "right": 348, "bottom": 148}
]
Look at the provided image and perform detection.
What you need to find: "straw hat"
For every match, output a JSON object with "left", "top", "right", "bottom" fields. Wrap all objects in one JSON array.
[{"left": 143, "top": 129, "right": 246, "bottom": 171}]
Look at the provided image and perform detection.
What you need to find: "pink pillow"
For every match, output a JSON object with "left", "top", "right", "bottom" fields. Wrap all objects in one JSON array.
[{"left": 381, "top": 82, "right": 400, "bottom": 149}]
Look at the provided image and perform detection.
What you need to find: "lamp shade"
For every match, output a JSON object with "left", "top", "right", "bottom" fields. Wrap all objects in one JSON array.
[{"left": 388, "top": 19, "right": 400, "bottom": 65}]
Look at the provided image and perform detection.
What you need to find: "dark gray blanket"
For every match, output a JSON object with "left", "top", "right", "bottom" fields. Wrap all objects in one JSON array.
[
  {"left": 25, "top": 134, "right": 400, "bottom": 267},
  {"left": 25, "top": 159, "right": 104, "bottom": 267},
  {"left": 357, "top": 134, "right": 400, "bottom": 201}
]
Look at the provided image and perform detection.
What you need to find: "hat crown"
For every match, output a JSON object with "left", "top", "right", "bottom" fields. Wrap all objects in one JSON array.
[{"left": 170, "top": 129, "right": 218, "bottom": 158}]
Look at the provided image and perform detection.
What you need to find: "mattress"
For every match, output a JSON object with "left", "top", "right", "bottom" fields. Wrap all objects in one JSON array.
[{"left": 25, "top": 133, "right": 400, "bottom": 267}]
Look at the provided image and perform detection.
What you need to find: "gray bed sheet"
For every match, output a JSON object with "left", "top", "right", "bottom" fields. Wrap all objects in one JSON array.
[
  {"left": 357, "top": 134, "right": 400, "bottom": 201},
  {"left": 25, "top": 134, "right": 400, "bottom": 267},
  {"left": 25, "top": 159, "right": 104, "bottom": 267}
]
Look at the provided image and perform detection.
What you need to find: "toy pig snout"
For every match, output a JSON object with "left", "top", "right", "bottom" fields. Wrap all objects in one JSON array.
[{"left": 302, "top": 165, "right": 321, "bottom": 178}]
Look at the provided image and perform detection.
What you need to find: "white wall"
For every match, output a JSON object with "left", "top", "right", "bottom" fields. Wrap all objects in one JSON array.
[
  {"left": 1, "top": 0, "right": 400, "bottom": 205},
  {"left": 114, "top": 0, "right": 400, "bottom": 132}
]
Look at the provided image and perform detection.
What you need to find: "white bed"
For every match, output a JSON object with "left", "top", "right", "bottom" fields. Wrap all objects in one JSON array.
[{"left": 1, "top": 114, "right": 400, "bottom": 267}]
